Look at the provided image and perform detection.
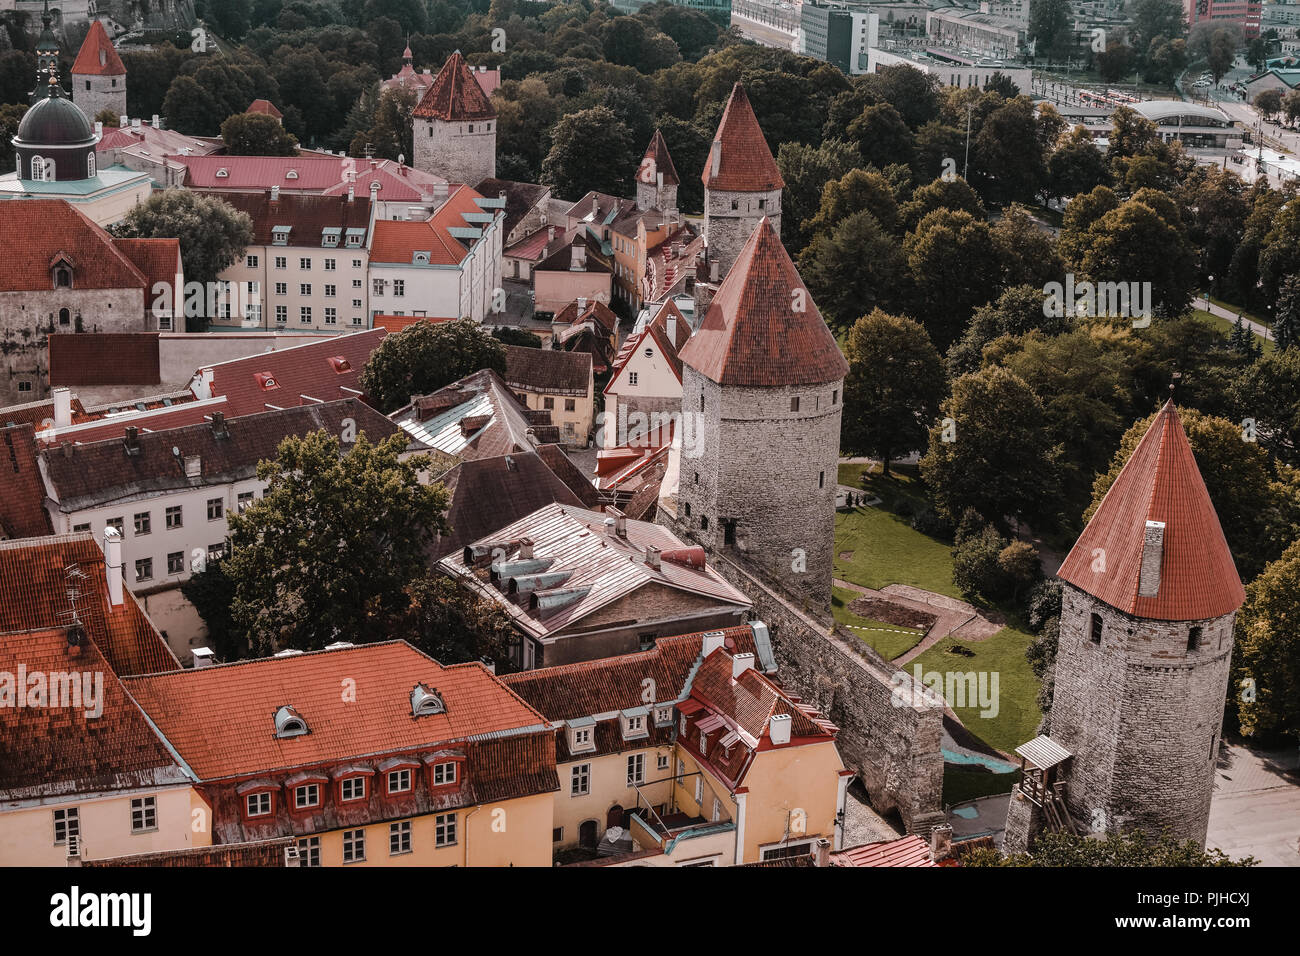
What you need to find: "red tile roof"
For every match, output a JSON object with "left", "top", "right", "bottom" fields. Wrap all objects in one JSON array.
[
  {"left": 320, "top": 159, "right": 449, "bottom": 204},
  {"left": 0, "top": 424, "right": 54, "bottom": 539},
  {"left": 535, "top": 443, "right": 603, "bottom": 508},
  {"left": 84, "top": 838, "right": 295, "bottom": 867},
  {"left": 195, "top": 329, "right": 386, "bottom": 418},
  {"left": 1058, "top": 401, "right": 1245, "bottom": 621},
  {"left": 504, "top": 345, "right": 592, "bottom": 395},
  {"left": 0, "top": 201, "right": 149, "bottom": 291},
  {"left": 174, "top": 155, "right": 350, "bottom": 191},
  {"left": 606, "top": 299, "right": 689, "bottom": 396},
  {"left": 247, "top": 98, "right": 283, "bottom": 119},
  {"left": 413, "top": 51, "right": 497, "bottom": 122},
  {"left": 0, "top": 534, "right": 180, "bottom": 677},
  {"left": 372, "top": 314, "right": 457, "bottom": 334},
  {"left": 369, "top": 185, "right": 490, "bottom": 265},
  {"left": 702, "top": 83, "right": 784, "bottom": 192},
  {"left": 71, "top": 20, "right": 126, "bottom": 76},
  {"left": 0, "top": 629, "right": 187, "bottom": 800},
  {"left": 640, "top": 129, "right": 680, "bottom": 188},
  {"left": 113, "top": 238, "right": 182, "bottom": 297},
  {"left": 49, "top": 332, "right": 161, "bottom": 388},
  {"left": 37, "top": 397, "right": 218, "bottom": 448},
  {"left": 680, "top": 218, "right": 847, "bottom": 387},
  {"left": 831, "top": 835, "right": 936, "bottom": 867},
  {"left": 192, "top": 190, "right": 372, "bottom": 247},
  {"left": 121, "top": 641, "right": 550, "bottom": 780}
]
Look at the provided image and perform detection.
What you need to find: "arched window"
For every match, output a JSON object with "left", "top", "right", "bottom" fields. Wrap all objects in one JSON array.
[
  {"left": 87, "top": 152, "right": 95, "bottom": 178},
  {"left": 58, "top": 308, "right": 71, "bottom": 325},
  {"left": 30, "top": 155, "right": 45, "bottom": 181}
]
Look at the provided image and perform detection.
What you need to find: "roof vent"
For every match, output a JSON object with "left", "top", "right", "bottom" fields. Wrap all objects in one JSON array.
[
  {"left": 274, "top": 705, "right": 309, "bottom": 738},
  {"left": 411, "top": 682, "right": 445, "bottom": 717},
  {"left": 328, "top": 356, "right": 351, "bottom": 373},
  {"left": 1138, "top": 520, "right": 1165, "bottom": 597},
  {"left": 211, "top": 411, "right": 229, "bottom": 439},
  {"left": 255, "top": 372, "right": 280, "bottom": 391},
  {"left": 123, "top": 426, "right": 140, "bottom": 456}
]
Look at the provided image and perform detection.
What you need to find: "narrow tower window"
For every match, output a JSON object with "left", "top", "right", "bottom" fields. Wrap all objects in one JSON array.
[
  {"left": 1187, "top": 626, "right": 1202, "bottom": 653},
  {"left": 1089, "top": 613, "right": 1102, "bottom": 644}
]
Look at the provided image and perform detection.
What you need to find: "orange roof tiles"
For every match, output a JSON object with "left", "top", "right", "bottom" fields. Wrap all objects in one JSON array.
[
  {"left": 369, "top": 185, "right": 489, "bottom": 265},
  {"left": 121, "top": 641, "right": 550, "bottom": 781},
  {"left": 71, "top": 20, "right": 126, "bottom": 77},
  {"left": 247, "top": 98, "right": 283, "bottom": 118},
  {"left": 1058, "top": 401, "right": 1245, "bottom": 621},
  {"left": 641, "top": 129, "right": 680, "bottom": 188},
  {"left": 0, "top": 201, "right": 150, "bottom": 291},
  {"left": 680, "top": 218, "right": 848, "bottom": 387},
  {"left": 0, "top": 424, "right": 54, "bottom": 539},
  {"left": 702, "top": 83, "right": 784, "bottom": 192},
  {"left": 49, "top": 332, "right": 161, "bottom": 388},
  {"left": 113, "top": 238, "right": 181, "bottom": 296},
  {"left": 413, "top": 51, "right": 496, "bottom": 122},
  {"left": 831, "top": 835, "right": 936, "bottom": 867}
]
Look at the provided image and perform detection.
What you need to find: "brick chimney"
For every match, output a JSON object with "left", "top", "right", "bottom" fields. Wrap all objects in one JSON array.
[
  {"left": 930, "top": 823, "right": 953, "bottom": 863},
  {"left": 814, "top": 838, "right": 831, "bottom": 867},
  {"left": 1138, "top": 520, "right": 1165, "bottom": 597}
]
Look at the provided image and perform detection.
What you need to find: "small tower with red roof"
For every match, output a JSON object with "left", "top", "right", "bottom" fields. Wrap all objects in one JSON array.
[
  {"left": 636, "top": 129, "right": 679, "bottom": 214},
  {"left": 670, "top": 217, "right": 847, "bottom": 608},
  {"left": 701, "top": 83, "right": 784, "bottom": 280},
  {"left": 71, "top": 20, "right": 127, "bottom": 123},
  {"left": 412, "top": 51, "right": 496, "bottom": 185},
  {"left": 1008, "top": 401, "right": 1245, "bottom": 850}
]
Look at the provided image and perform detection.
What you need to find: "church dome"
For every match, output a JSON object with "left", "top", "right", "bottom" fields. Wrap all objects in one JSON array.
[{"left": 16, "top": 87, "right": 96, "bottom": 148}]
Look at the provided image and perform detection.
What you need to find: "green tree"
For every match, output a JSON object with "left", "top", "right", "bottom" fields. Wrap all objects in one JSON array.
[
  {"left": 971, "top": 96, "right": 1048, "bottom": 204},
  {"left": 1234, "top": 539, "right": 1300, "bottom": 741},
  {"left": 350, "top": 86, "right": 415, "bottom": 162},
  {"left": 1130, "top": 0, "right": 1187, "bottom": 57},
  {"left": 904, "top": 209, "right": 1002, "bottom": 350},
  {"left": 1075, "top": 198, "right": 1197, "bottom": 317},
  {"left": 804, "top": 167, "right": 901, "bottom": 237},
  {"left": 1254, "top": 88, "right": 1283, "bottom": 121},
  {"left": 920, "top": 366, "right": 1062, "bottom": 530},
  {"left": 946, "top": 285, "right": 1067, "bottom": 376},
  {"left": 361, "top": 318, "right": 509, "bottom": 414},
  {"left": 491, "top": 326, "right": 544, "bottom": 348},
  {"left": 900, "top": 176, "right": 985, "bottom": 233},
  {"left": 847, "top": 102, "right": 914, "bottom": 171},
  {"left": 401, "top": 574, "right": 517, "bottom": 671},
  {"left": 221, "top": 111, "right": 299, "bottom": 155},
  {"left": 1231, "top": 343, "right": 1300, "bottom": 464},
  {"left": 990, "top": 204, "right": 1064, "bottom": 290},
  {"left": 1273, "top": 274, "right": 1300, "bottom": 352},
  {"left": 796, "top": 211, "right": 907, "bottom": 334},
  {"left": 1096, "top": 43, "right": 1135, "bottom": 83},
  {"left": 952, "top": 520, "right": 1010, "bottom": 601},
  {"left": 0, "top": 104, "right": 27, "bottom": 174},
  {"left": 179, "top": 560, "right": 244, "bottom": 661},
  {"left": 965, "top": 829, "right": 1255, "bottom": 866},
  {"left": 1028, "top": 0, "right": 1071, "bottom": 60},
  {"left": 1283, "top": 90, "right": 1300, "bottom": 126},
  {"left": 227, "top": 430, "right": 447, "bottom": 653},
  {"left": 1047, "top": 126, "right": 1113, "bottom": 202},
  {"left": 857, "top": 64, "right": 940, "bottom": 130},
  {"left": 542, "top": 106, "right": 635, "bottom": 199},
  {"left": 776, "top": 139, "right": 861, "bottom": 251},
  {"left": 841, "top": 310, "right": 945, "bottom": 475},
  {"left": 1207, "top": 27, "right": 1237, "bottom": 85}
]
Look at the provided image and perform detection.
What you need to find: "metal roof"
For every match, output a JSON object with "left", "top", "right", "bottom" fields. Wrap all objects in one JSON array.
[{"left": 1014, "top": 735, "right": 1072, "bottom": 771}]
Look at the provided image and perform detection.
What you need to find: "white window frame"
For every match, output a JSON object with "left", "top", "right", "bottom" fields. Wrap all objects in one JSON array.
[
  {"left": 571, "top": 763, "right": 591, "bottom": 797},
  {"left": 434, "top": 813, "right": 457, "bottom": 848},
  {"left": 342, "top": 828, "right": 365, "bottom": 863},
  {"left": 387, "top": 768, "right": 412, "bottom": 794},
  {"left": 293, "top": 784, "right": 319, "bottom": 810}
]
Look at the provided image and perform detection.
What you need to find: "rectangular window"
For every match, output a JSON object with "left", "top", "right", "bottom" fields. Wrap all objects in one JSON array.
[
  {"left": 353, "top": 278, "right": 362, "bottom": 288},
  {"left": 694, "top": 777, "right": 703, "bottom": 803},
  {"left": 553, "top": 827, "right": 563, "bottom": 843},
  {"left": 299, "top": 258, "right": 311, "bottom": 270},
  {"left": 274, "top": 256, "right": 286, "bottom": 269},
  {"left": 435, "top": 813, "right": 457, "bottom": 848},
  {"left": 107, "top": 516, "right": 124, "bottom": 535},
  {"left": 165, "top": 505, "right": 182, "bottom": 529},
  {"left": 325, "top": 308, "right": 337, "bottom": 325},
  {"left": 246, "top": 792, "right": 272, "bottom": 817},
  {"left": 325, "top": 284, "right": 336, "bottom": 297},
  {"left": 131, "top": 796, "right": 157, "bottom": 833},
  {"left": 207, "top": 498, "right": 223, "bottom": 521},
  {"left": 1187, "top": 626, "right": 1202, "bottom": 652},
  {"left": 246, "top": 254, "right": 259, "bottom": 268},
  {"left": 294, "top": 784, "right": 319, "bottom": 809},
  {"left": 791, "top": 396, "right": 800, "bottom": 412},
  {"left": 134, "top": 558, "right": 152, "bottom": 582},
  {"left": 53, "top": 807, "right": 79, "bottom": 846},
  {"left": 387, "top": 769, "right": 412, "bottom": 794},
  {"left": 676, "top": 758, "right": 685, "bottom": 781},
  {"left": 657, "top": 753, "right": 669, "bottom": 771},
  {"left": 275, "top": 282, "right": 287, "bottom": 296},
  {"left": 133, "top": 512, "right": 151, "bottom": 535},
  {"left": 340, "top": 777, "right": 366, "bottom": 802},
  {"left": 352, "top": 260, "right": 363, "bottom": 269},
  {"left": 342, "top": 828, "right": 365, "bottom": 863},
  {"left": 297, "top": 836, "right": 320, "bottom": 867},
  {"left": 628, "top": 371, "right": 638, "bottom": 386},
  {"left": 167, "top": 551, "right": 184, "bottom": 575},
  {"left": 571, "top": 763, "right": 591, "bottom": 797},
  {"left": 565, "top": 398, "right": 576, "bottom": 411},
  {"left": 1090, "top": 613, "right": 1103, "bottom": 644},
  {"left": 275, "top": 306, "right": 287, "bottom": 323},
  {"left": 712, "top": 797, "right": 721, "bottom": 822},
  {"left": 299, "top": 283, "right": 311, "bottom": 297},
  {"left": 393, "top": 280, "right": 405, "bottom": 297},
  {"left": 237, "top": 491, "right": 255, "bottom": 513},
  {"left": 373, "top": 278, "right": 384, "bottom": 296},
  {"left": 300, "top": 307, "right": 312, "bottom": 323},
  {"left": 324, "top": 259, "right": 336, "bottom": 271},
  {"left": 627, "top": 753, "right": 645, "bottom": 786},
  {"left": 543, "top": 397, "right": 554, "bottom": 410},
  {"left": 390, "top": 821, "right": 412, "bottom": 855},
  {"left": 73, "top": 523, "right": 91, "bottom": 533},
  {"left": 432, "top": 762, "right": 457, "bottom": 787}
]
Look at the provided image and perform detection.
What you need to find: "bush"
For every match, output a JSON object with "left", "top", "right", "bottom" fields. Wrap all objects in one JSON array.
[
  {"left": 1026, "top": 615, "right": 1059, "bottom": 681},
  {"left": 893, "top": 497, "right": 917, "bottom": 518},
  {"left": 952, "top": 522, "right": 1010, "bottom": 600},
  {"left": 910, "top": 506, "right": 953, "bottom": 539},
  {"left": 1026, "top": 580, "right": 1063, "bottom": 631}
]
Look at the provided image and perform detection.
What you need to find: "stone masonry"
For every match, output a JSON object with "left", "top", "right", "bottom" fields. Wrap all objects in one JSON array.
[
  {"left": 72, "top": 70, "right": 126, "bottom": 123},
  {"left": 414, "top": 119, "right": 496, "bottom": 186},
  {"left": 703, "top": 186, "right": 781, "bottom": 280}
]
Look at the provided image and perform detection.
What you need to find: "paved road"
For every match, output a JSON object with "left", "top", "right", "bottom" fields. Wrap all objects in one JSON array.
[
  {"left": 1207, "top": 738, "right": 1300, "bottom": 867},
  {"left": 1193, "top": 296, "right": 1273, "bottom": 342}
]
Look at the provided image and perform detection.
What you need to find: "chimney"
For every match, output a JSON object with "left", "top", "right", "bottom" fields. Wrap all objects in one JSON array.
[
  {"left": 518, "top": 537, "right": 534, "bottom": 560},
  {"left": 645, "top": 545, "right": 661, "bottom": 570},
  {"left": 195, "top": 367, "right": 215, "bottom": 400},
  {"left": 576, "top": 296, "right": 587, "bottom": 311},
  {"left": 348, "top": 184, "right": 355, "bottom": 203},
  {"left": 103, "top": 527, "right": 124, "bottom": 606},
  {"left": 709, "top": 260, "right": 720, "bottom": 282},
  {"left": 666, "top": 314, "right": 677, "bottom": 344},
  {"left": 710, "top": 140, "right": 721, "bottom": 177},
  {"left": 123, "top": 426, "right": 140, "bottom": 456},
  {"left": 701, "top": 631, "right": 726, "bottom": 656},
  {"left": 191, "top": 647, "right": 216, "bottom": 669},
  {"left": 1138, "top": 520, "right": 1165, "bottom": 597},
  {"left": 605, "top": 505, "right": 626, "bottom": 537},
  {"left": 211, "top": 411, "right": 228, "bottom": 438},
  {"left": 732, "top": 652, "right": 755, "bottom": 679},
  {"left": 547, "top": 225, "right": 555, "bottom": 242},
  {"left": 52, "top": 386, "right": 72, "bottom": 428},
  {"left": 271, "top": 185, "right": 280, "bottom": 201},
  {"left": 768, "top": 713, "right": 792, "bottom": 745},
  {"left": 434, "top": 181, "right": 448, "bottom": 202},
  {"left": 131, "top": 117, "right": 141, "bottom": 129},
  {"left": 152, "top": 114, "right": 160, "bottom": 129},
  {"left": 119, "top": 114, "right": 129, "bottom": 128},
  {"left": 930, "top": 823, "right": 953, "bottom": 862},
  {"left": 571, "top": 239, "right": 587, "bottom": 270},
  {"left": 814, "top": 838, "right": 831, "bottom": 867}
]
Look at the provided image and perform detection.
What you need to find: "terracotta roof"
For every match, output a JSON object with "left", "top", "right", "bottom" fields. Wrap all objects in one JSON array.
[
  {"left": 0, "top": 201, "right": 148, "bottom": 291},
  {"left": 535, "top": 443, "right": 603, "bottom": 509},
  {"left": 0, "top": 629, "right": 187, "bottom": 800},
  {"left": 121, "top": 641, "right": 550, "bottom": 780},
  {"left": 640, "top": 129, "right": 681, "bottom": 188},
  {"left": 393, "top": 369, "right": 559, "bottom": 460},
  {"left": 0, "top": 534, "right": 180, "bottom": 678},
  {"left": 413, "top": 51, "right": 496, "bottom": 122},
  {"left": 702, "top": 83, "right": 784, "bottom": 192},
  {"left": 439, "top": 503, "right": 752, "bottom": 640},
  {"left": 192, "top": 190, "right": 372, "bottom": 247},
  {"left": 690, "top": 649, "right": 825, "bottom": 742},
  {"left": 622, "top": 461, "right": 665, "bottom": 521},
  {"left": 504, "top": 345, "right": 591, "bottom": 395},
  {"left": 372, "top": 314, "right": 457, "bottom": 334},
  {"left": 113, "top": 239, "right": 182, "bottom": 297},
  {"left": 43, "top": 399, "right": 399, "bottom": 513},
  {"left": 247, "top": 98, "right": 283, "bottom": 119},
  {"left": 554, "top": 298, "right": 618, "bottom": 335},
  {"left": 606, "top": 299, "right": 689, "bottom": 396},
  {"left": 49, "top": 332, "right": 161, "bottom": 388},
  {"left": 0, "top": 395, "right": 91, "bottom": 430},
  {"left": 175, "top": 155, "right": 350, "bottom": 191},
  {"left": 1057, "top": 401, "right": 1245, "bottom": 621},
  {"left": 0, "top": 425, "right": 54, "bottom": 539},
  {"left": 680, "top": 218, "right": 847, "bottom": 387},
  {"left": 71, "top": 20, "right": 126, "bottom": 76},
  {"left": 36, "top": 396, "right": 218, "bottom": 448},
  {"left": 319, "top": 159, "right": 449, "bottom": 204},
  {"left": 84, "top": 838, "right": 294, "bottom": 867},
  {"left": 369, "top": 185, "right": 492, "bottom": 265},
  {"left": 831, "top": 835, "right": 936, "bottom": 867},
  {"left": 431, "top": 450, "right": 586, "bottom": 559},
  {"left": 194, "top": 328, "right": 386, "bottom": 418}
]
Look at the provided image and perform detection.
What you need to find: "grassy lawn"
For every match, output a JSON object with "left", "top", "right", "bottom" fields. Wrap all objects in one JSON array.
[
  {"left": 1194, "top": 309, "right": 1275, "bottom": 354},
  {"left": 834, "top": 505, "right": 961, "bottom": 600},
  {"left": 831, "top": 586, "right": 924, "bottom": 661},
  {"left": 836, "top": 461, "right": 930, "bottom": 512},
  {"left": 1206, "top": 295, "right": 1271, "bottom": 328},
  {"left": 910, "top": 625, "right": 1043, "bottom": 757},
  {"left": 943, "top": 765, "right": 1022, "bottom": 806}
]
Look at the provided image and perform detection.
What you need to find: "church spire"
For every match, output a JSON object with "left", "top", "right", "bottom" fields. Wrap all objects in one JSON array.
[{"left": 32, "top": 0, "right": 62, "bottom": 104}]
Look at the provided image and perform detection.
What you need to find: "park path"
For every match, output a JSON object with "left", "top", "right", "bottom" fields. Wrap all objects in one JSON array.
[
  {"left": 1193, "top": 296, "right": 1274, "bottom": 343},
  {"left": 832, "top": 579, "right": 1004, "bottom": 665}
]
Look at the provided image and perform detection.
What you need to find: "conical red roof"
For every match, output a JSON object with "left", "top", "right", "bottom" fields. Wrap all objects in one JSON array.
[
  {"left": 72, "top": 20, "right": 126, "bottom": 77},
  {"left": 413, "top": 51, "right": 495, "bottom": 121},
  {"left": 679, "top": 218, "right": 847, "bottom": 387},
  {"left": 640, "top": 129, "right": 679, "bottom": 187},
  {"left": 1058, "top": 401, "right": 1245, "bottom": 621},
  {"left": 702, "top": 83, "right": 783, "bottom": 192}
]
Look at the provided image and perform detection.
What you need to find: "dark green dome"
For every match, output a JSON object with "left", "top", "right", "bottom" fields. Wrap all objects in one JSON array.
[{"left": 15, "top": 88, "right": 95, "bottom": 148}]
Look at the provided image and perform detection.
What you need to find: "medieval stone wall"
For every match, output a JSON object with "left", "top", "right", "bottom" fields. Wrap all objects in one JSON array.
[
  {"left": 702, "top": 186, "right": 780, "bottom": 278},
  {"left": 72, "top": 72, "right": 126, "bottom": 122},
  {"left": 413, "top": 119, "right": 495, "bottom": 187}
]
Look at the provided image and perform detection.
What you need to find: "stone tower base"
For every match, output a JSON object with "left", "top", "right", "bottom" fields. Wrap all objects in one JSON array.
[{"left": 1003, "top": 785, "right": 1046, "bottom": 854}]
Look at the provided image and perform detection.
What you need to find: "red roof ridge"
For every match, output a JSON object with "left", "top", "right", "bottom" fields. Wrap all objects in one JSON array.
[
  {"left": 641, "top": 129, "right": 680, "bottom": 187},
  {"left": 1057, "top": 401, "right": 1245, "bottom": 620},
  {"left": 413, "top": 51, "right": 496, "bottom": 122},
  {"left": 702, "top": 83, "right": 784, "bottom": 192},
  {"left": 71, "top": 20, "right": 126, "bottom": 77}
]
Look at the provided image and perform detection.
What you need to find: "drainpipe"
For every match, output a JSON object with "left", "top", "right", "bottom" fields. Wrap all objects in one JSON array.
[{"left": 462, "top": 804, "right": 483, "bottom": 867}]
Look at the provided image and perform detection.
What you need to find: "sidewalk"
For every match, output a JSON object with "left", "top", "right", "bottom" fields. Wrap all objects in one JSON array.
[{"left": 1193, "top": 296, "right": 1273, "bottom": 343}]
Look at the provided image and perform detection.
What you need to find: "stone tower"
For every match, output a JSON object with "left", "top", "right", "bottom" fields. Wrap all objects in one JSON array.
[
  {"left": 1007, "top": 401, "right": 1245, "bottom": 851},
  {"left": 701, "top": 83, "right": 784, "bottom": 280},
  {"left": 412, "top": 51, "right": 496, "bottom": 185},
  {"left": 71, "top": 20, "right": 127, "bottom": 122},
  {"left": 669, "top": 217, "right": 847, "bottom": 609},
  {"left": 636, "top": 129, "right": 679, "bottom": 213}
]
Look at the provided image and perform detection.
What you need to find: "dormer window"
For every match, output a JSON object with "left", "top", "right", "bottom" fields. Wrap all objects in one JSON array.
[
  {"left": 53, "top": 266, "right": 72, "bottom": 289},
  {"left": 413, "top": 251, "right": 431, "bottom": 265},
  {"left": 654, "top": 706, "right": 672, "bottom": 728},
  {"left": 245, "top": 791, "right": 272, "bottom": 818},
  {"left": 285, "top": 169, "right": 299, "bottom": 180},
  {"left": 274, "top": 705, "right": 308, "bottom": 738},
  {"left": 328, "top": 356, "right": 351, "bottom": 373},
  {"left": 387, "top": 768, "right": 412, "bottom": 794},
  {"left": 254, "top": 371, "right": 280, "bottom": 391},
  {"left": 431, "top": 762, "right": 457, "bottom": 787},
  {"left": 215, "top": 167, "right": 229, "bottom": 178},
  {"left": 411, "top": 682, "right": 445, "bottom": 717},
  {"left": 566, "top": 718, "right": 597, "bottom": 754},
  {"left": 621, "top": 708, "right": 649, "bottom": 741},
  {"left": 272, "top": 226, "right": 291, "bottom": 246},
  {"left": 293, "top": 783, "right": 320, "bottom": 809},
  {"left": 340, "top": 776, "right": 367, "bottom": 802}
]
